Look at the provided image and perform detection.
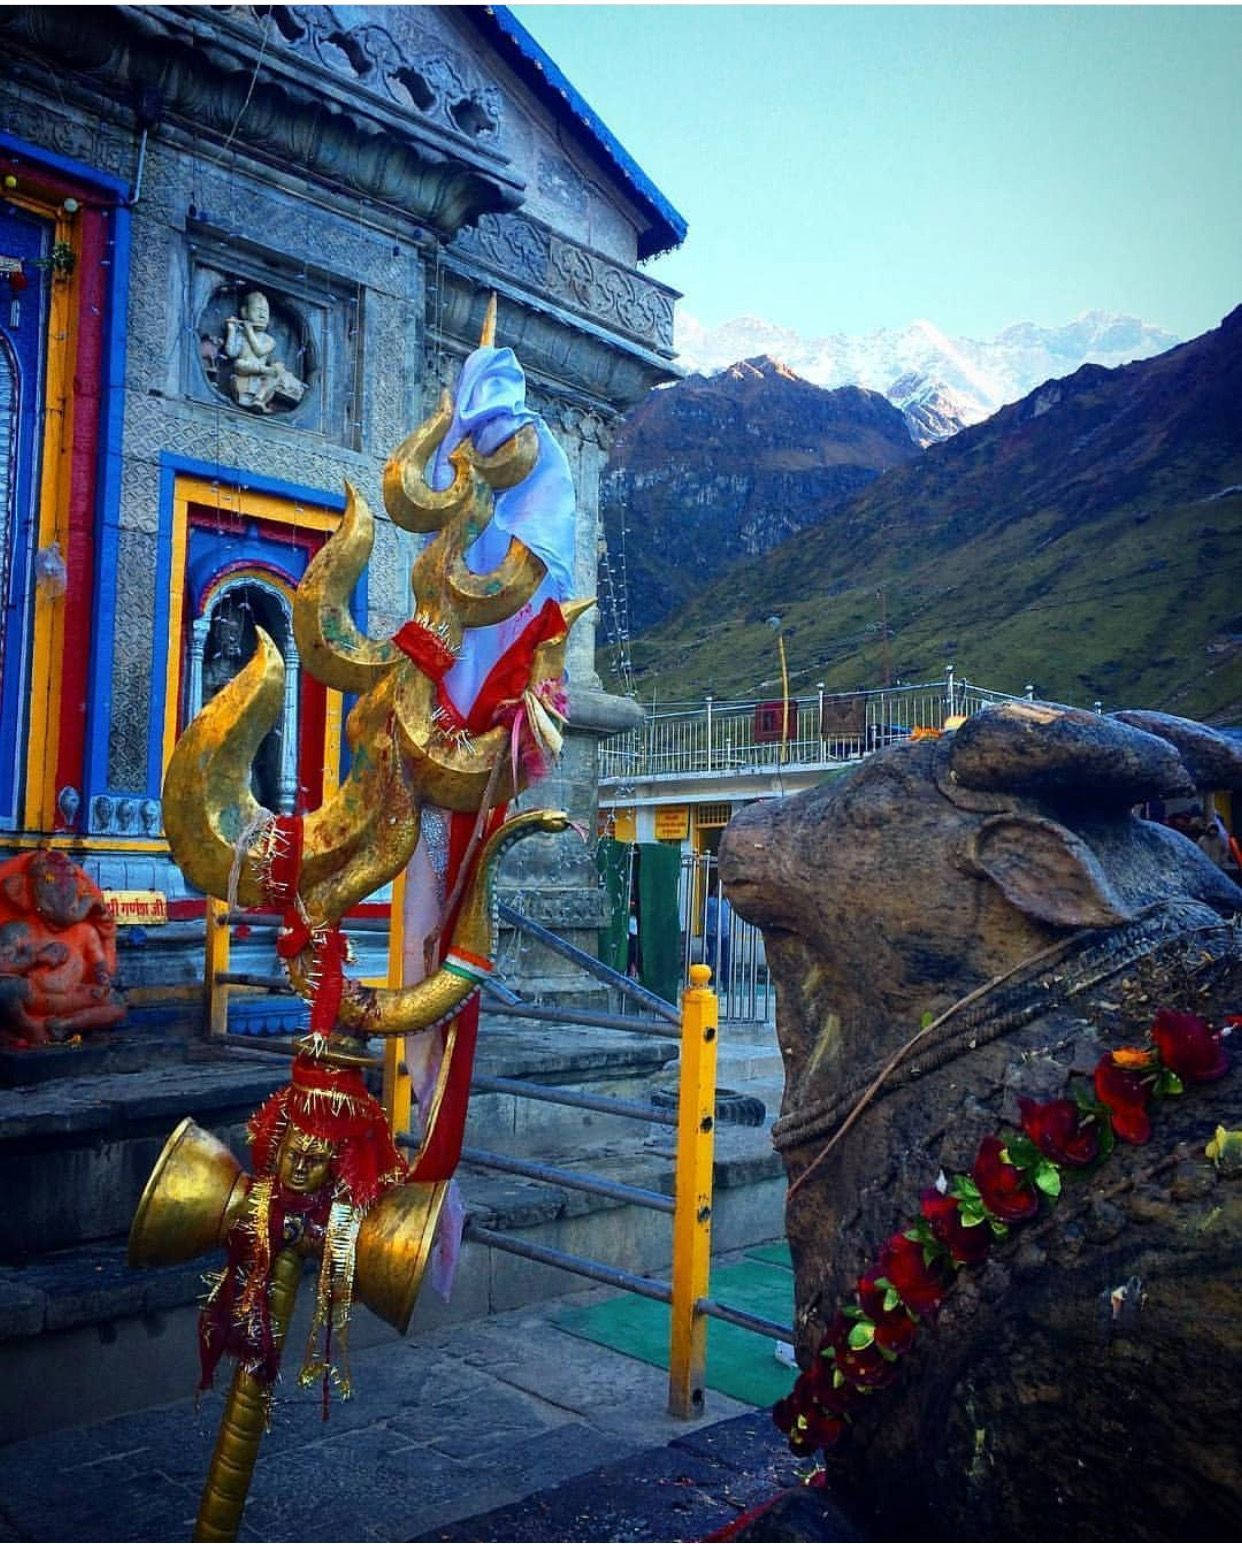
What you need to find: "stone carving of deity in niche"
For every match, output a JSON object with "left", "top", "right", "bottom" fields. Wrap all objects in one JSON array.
[
  {"left": 189, "top": 581, "right": 300, "bottom": 814},
  {"left": 198, "top": 285, "right": 312, "bottom": 416}
]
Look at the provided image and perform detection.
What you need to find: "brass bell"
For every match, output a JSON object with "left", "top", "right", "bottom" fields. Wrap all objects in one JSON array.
[
  {"left": 355, "top": 1179, "right": 450, "bottom": 1333},
  {"left": 130, "top": 1118, "right": 449, "bottom": 1335},
  {"left": 128, "top": 1117, "right": 251, "bottom": 1267}
]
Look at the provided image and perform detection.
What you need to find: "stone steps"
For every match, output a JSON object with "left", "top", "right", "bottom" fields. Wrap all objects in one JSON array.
[
  {"left": 0, "top": 1010, "right": 787, "bottom": 1438},
  {"left": 0, "top": 1120, "right": 784, "bottom": 1440}
]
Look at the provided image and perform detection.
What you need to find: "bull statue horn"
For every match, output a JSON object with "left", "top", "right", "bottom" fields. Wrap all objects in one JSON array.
[
  {"left": 1113, "top": 710, "right": 1242, "bottom": 791},
  {"left": 947, "top": 701, "right": 1195, "bottom": 806}
]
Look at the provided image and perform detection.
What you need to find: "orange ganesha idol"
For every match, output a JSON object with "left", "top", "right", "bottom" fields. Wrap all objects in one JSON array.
[{"left": 0, "top": 850, "right": 126, "bottom": 1047}]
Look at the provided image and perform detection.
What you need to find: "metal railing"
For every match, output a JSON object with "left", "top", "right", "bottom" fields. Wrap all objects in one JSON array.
[
  {"left": 600, "top": 673, "right": 1032, "bottom": 782},
  {"left": 428, "top": 963, "right": 790, "bottom": 1418},
  {"left": 679, "top": 850, "right": 772, "bottom": 1025},
  {"left": 203, "top": 896, "right": 792, "bottom": 1419}
]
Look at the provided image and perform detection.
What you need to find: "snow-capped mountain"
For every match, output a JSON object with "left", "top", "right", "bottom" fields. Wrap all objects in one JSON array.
[{"left": 674, "top": 311, "right": 1180, "bottom": 443}]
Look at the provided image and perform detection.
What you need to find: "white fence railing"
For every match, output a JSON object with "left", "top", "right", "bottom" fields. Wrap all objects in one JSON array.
[{"left": 600, "top": 676, "right": 1035, "bottom": 782}]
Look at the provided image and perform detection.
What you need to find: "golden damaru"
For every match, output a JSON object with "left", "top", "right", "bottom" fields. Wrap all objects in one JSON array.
[{"left": 131, "top": 306, "right": 592, "bottom": 1542}]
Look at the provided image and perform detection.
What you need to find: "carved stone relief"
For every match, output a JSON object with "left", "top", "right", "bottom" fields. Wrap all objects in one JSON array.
[
  {"left": 0, "top": 8, "right": 516, "bottom": 238},
  {"left": 198, "top": 285, "right": 312, "bottom": 417},
  {"left": 265, "top": 5, "right": 503, "bottom": 150},
  {"left": 451, "top": 213, "right": 675, "bottom": 354},
  {"left": 546, "top": 234, "right": 675, "bottom": 353},
  {"left": 183, "top": 235, "right": 352, "bottom": 440}
]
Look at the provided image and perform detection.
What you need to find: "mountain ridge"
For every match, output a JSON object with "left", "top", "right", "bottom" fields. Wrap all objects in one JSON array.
[
  {"left": 599, "top": 356, "right": 919, "bottom": 638},
  {"left": 675, "top": 308, "right": 1181, "bottom": 442},
  {"left": 617, "top": 307, "right": 1242, "bottom": 722}
]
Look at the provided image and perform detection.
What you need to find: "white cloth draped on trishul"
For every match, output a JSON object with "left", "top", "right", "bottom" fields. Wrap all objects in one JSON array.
[{"left": 399, "top": 344, "right": 578, "bottom": 1297}]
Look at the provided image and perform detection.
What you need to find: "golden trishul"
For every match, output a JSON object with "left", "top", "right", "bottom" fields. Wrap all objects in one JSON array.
[
  {"left": 133, "top": 304, "right": 594, "bottom": 1542},
  {"left": 162, "top": 308, "right": 593, "bottom": 1039}
]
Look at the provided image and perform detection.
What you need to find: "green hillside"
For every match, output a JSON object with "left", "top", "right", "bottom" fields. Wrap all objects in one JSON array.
[{"left": 617, "top": 309, "right": 1242, "bottom": 722}]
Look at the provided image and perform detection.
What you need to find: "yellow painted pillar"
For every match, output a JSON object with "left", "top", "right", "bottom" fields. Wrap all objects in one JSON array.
[
  {"left": 668, "top": 962, "right": 718, "bottom": 1418},
  {"left": 204, "top": 896, "right": 230, "bottom": 1040},
  {"left": 23, "top": 211, "right": 78, "bottom": 832},
  {"left": 382, "top": 866, "right": 412, "bottom": 1135}
]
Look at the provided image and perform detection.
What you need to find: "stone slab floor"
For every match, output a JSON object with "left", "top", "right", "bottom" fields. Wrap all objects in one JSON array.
[{"left": 0, "top": 1280, "right": 810, "bottom": 1543}]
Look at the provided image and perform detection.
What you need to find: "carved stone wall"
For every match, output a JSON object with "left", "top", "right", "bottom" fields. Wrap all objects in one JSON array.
[
  {"left": 0, "top": 5, "right": 680, "bottom": 1006},
  {"left": 452, "top": 213, "right": 676, "bottom": 357}
]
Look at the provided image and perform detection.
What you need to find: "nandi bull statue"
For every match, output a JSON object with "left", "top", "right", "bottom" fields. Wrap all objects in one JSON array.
[
  {"left": 720, "top": 702, "right": 1241, "bottom": 1541},
  {"left": 129, "top": 302, "right": 592, "bottom": 1542}
]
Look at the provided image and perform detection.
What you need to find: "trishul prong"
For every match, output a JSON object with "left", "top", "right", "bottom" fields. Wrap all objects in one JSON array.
[
  {"left": 382, "top": 390, "right": 474, "bottom": 533},
  {"left": 293, "top": 482, "right": 400, "bottom": 695},
  {"left": 161, "top": 628, "right": 284, "bottom": 908}
]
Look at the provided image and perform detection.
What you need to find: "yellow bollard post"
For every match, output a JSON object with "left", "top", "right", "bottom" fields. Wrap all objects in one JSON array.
[
  {"left": 382, "top": 866, "right": 413, "bottom": 1135},
  {"left": 668, "top": 962, "right": 718, "bottom": 1418},
  {"left": 204, "top": 896, "right": 230, "bottom": 1040}
]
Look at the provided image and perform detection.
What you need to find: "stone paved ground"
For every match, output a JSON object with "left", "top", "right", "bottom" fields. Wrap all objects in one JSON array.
[{"left": 0, "top": 1282, "right": 818, "bottom": 1544}]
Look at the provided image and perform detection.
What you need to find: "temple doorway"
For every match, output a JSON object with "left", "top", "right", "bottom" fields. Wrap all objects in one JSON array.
[{"left": 189, "top": 579, "right": 299, "bottom": 814}]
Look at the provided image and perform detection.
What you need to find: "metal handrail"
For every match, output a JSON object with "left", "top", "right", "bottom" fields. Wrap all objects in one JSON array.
[
  {"left": 222, "top": 910, "right": 392, "bottom": 934},
  {"left": 463, "top": 1222, "right": 675, "bottom": 1305},
  {"left": 481, "top": 999, "right": 681, "bottom": 1040},
  {"left": 456, "top": 1145, "right": 675, "bottom": 1214},
  {"left": 469, "top": 1073, "right": 678, "bottom": 1127},
  {"left": 696, "top": 1297, "right": 792, "bottom": 1341},
  {"left": 498, "top": 902, "right": 681, "bottom": 1023}
]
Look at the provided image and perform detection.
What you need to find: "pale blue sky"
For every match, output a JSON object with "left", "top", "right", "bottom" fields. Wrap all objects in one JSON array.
[{"left": 510, "top": 4, "right": 1242, "bottom": 341}]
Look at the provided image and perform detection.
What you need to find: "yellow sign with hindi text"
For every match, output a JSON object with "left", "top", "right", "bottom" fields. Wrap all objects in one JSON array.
[{"left": 103, "top": 891, "right": 169, "bottom": 925}]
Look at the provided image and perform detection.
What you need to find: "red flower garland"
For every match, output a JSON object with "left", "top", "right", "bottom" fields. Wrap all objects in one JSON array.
[{"left": 774, "top": 1009, "right": 1231, "bottom": 1462}]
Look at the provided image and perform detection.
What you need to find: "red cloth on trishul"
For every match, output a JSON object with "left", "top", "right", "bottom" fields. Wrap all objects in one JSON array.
[{"left": 408, "top": 599, "right": 568, "bottom": 1184}]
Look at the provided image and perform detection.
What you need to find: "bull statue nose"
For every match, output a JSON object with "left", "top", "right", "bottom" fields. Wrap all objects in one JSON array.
[
  {"left": 718, "top": 817, "right": 785, "bottom": 929},
  {"left": 717, "top": 821, "right": 761, "bottom": 886}
]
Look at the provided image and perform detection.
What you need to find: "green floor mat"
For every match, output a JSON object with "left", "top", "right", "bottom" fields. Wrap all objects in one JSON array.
[
  {"left": 556, "top": 1257, "right": 796, "bottom": 1408},
  {"left": 746, "top": 1241, "right": 793, "bottom": 1271}
]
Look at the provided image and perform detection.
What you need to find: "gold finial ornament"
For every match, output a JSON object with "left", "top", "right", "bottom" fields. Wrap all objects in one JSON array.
[
  {"left": 136, "top": 326, "right": 593, "bottom": 1540},
  {"left": 479, "top": 290, "right": 497, "bottom": 347}
]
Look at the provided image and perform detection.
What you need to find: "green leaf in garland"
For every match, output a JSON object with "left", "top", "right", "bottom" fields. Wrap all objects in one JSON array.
[
  {"left": 1096, "top": 1120, "right": 1116, "bottom": 1162},
  {"left": 920, "top": 1010, "right": 935, "bottom": 1030},
  {"left": 1158, "top": 1070, "right": 1184, "bottom": 1097},
  {"left": 958, "top": 1202, "right": 987, "bottom": 1228},
  {"left": 873, "top": 1276, "right": 893, "bottom": 1291},
  {"left": 988, "top": 1216, "right": 1010, "bottom": 1238},
  {"left": 847, "top": 1321, "right": 876, "bottom": 1350},
  {"left": 842, "top": 1303, "right": 865, "bottom": 1320},
  {"left": 883, "top": 1286, "right": 901, "bottom": 1312},
  {"left": 1005, "top": 1134, "right": 1041, "bottom": 1170},
  {"left": 949, "top": 1174, "right": 982, "bottom": 1204},
  {"left": 833, "top": 1368, "right": 846, "bottom": 1388},
  {"left": 1034, "top": 1160, "right": 1062, "bottom": 1197}
]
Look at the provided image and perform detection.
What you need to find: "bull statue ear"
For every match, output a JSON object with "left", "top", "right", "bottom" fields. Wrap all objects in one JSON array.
[{"left": 964, "top": 813, "right": 1134, "bottom": 929}]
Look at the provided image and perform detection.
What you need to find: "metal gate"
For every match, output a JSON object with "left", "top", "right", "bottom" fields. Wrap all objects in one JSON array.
[{"left": 678, "top": 851, "right": 773, "bottom": 1024}]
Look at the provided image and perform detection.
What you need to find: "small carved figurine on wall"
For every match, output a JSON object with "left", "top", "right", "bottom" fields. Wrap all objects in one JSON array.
[
  {"left": 0, "top": 850, "right": 126, "bottom": 1047},
  {"left": 223, "top": 290, "right": 306, "bottom": 413}
]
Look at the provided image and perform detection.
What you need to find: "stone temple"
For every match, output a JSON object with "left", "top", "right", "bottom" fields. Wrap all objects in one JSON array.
[{"left": 0, "top": 4, "right": 683, "bottom": 1012}]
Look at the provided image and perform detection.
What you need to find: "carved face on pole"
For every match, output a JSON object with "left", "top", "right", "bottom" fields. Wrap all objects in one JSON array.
[{"left": 274, "top": 1125, "right": 335, "bottom": 1196}]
